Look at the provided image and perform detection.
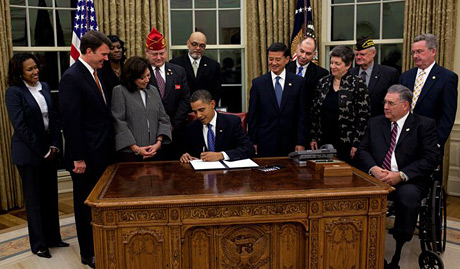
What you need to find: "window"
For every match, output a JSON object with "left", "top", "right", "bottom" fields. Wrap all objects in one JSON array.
[
  {"left": 326, "top": 0, "right": 405, "bottom": 73},
  {"left": 169, "top": 0, "right": 245, "bottom": 112},
  {"left": 10, "top": 0, "right": 76, "bottom": 93}
]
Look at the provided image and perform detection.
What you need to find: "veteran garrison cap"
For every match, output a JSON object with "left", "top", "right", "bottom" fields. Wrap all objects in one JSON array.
[
  {"left": 355, "top": 36, "right": 375, "bottom": 51},
  {"left": 146, "top": 27, "right": 166, "bottom": 50}
]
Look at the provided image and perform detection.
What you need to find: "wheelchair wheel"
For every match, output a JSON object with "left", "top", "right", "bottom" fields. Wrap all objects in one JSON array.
[
  {"left": 418, "top": 250, "right": 444, "bottom": 269},
  {"left": 430, "top": 182, "right": 447, "bottom": 253}
]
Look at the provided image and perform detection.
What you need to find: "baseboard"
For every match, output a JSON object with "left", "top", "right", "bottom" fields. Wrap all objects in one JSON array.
[{"left": 58, "top": 170, "right": 72, "bottom": 194}]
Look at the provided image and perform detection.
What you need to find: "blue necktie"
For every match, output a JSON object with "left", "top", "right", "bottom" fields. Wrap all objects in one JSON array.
[
  {"left": 274, "top": 76, "right": 282, "bottom": 107},
  {"left": 207, "top": 123, "right": 215, "bottom": 152},
  {"left": 297, "top": 66, "right": 303, "bottom": 76}
]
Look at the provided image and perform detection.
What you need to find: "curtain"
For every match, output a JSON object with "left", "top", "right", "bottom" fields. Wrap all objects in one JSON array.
[
  {"left": 402, "top": 0, "right": 458, "bottom": 185},
  {"left": 402, "top": 0, "right": 457, "bottom": 71},
  {"left": 95, "top": 0, "right": 168, "bottom": 58},
  {"left": 246, "top": 0, "right": 322, "bottom": 102},
  {"left": 0, "top": 1, "right": 23, "bottom": 211}
]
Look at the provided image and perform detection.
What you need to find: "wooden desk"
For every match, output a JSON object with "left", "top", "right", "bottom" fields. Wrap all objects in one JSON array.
[{"left": 86, "top": 158, "right": 392, "bottom": 269}]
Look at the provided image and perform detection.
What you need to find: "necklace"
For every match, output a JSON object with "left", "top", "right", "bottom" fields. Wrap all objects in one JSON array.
[{"left": 113, "top": 67, "right": 121, "bottom": 78}]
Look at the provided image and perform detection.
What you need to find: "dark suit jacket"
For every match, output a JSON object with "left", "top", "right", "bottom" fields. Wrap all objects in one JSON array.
[
  {"left": 286, "top": 61, "right": 328, "bottom": 141},
  {"left": 247, "top": 71, "right": 307, "bottom": 157},
  {"left": 400, "top": 63, "right": 458, "bottom": 147},
  {"left": 170, "top": 55, "right": 222, "bottom": 102},
  {"left": 59, "top": 60, "right": 113, "bottom": 172},
  {"left": 350, "top": 63, "right": 399, "bottom": 117},
  {"left": 184, "top": 112, "right": 254, "bottom": 160},
  {"left": 149, "top": 62, "right": 190, "bottom": 130},
  {"left": 5, "top": 82, "right": 61, "bottom": 166},
  {"left": 357, "top": 113, "right": 439, "bottom": 188}
]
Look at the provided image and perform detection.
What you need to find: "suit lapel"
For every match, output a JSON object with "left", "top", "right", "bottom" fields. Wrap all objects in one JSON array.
[
  {"left": 183, "top": 55, "right": 196, "bottom": 82},
  {"left": 280, "top": 72, "right": 295, "bottom": 109},
  {"left": 214, "top": 113, "right": 225, "bottom": 151},
  {"left": 164, "top": 63, "right": 174, "bottom": 100},
  {"left": 368, "top": 64, "right": 380, "bottom": 93},
  {"left": 196, "top": 57, "right": 207, "bottom": 80},
  {"left": 264, "top": 73, "right": 280, "bottom": 112},
  {"left": 77, "top": 61, "right": 107, "bottom": 106},
  {"left": 396, "top": 113, "right": 414, "bottom": 148},
  {"left": 382, "top": 118, "right": 392, "bottom": 147},
  {"left": 416, "top": 64, "right": 440, "bottom": 105}
]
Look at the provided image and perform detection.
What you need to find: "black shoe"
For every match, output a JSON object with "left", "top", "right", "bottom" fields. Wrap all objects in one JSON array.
[
  {"left": 388, "top": 262, "right": 400, "bottom": 269},
  {"left": 49, "top": 241, "right": 70, "bottom": 248},
  {"left": 81, "top": 256, "right": 95, "bottom": 268},
  {"left": 384, "top": 259, "right": 389, "bottom": 269},
  {"left": 34, "top": 248, "right": 51, "bottom": 258}
]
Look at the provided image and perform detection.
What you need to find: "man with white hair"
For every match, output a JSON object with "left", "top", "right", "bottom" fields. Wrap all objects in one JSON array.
[{"left": 350, "top": 36, "right": 399, "bottom": 117}]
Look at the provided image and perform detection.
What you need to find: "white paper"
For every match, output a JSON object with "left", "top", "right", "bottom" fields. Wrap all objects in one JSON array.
[
  {"left": 190, "top": 159, "right": 226, "bottom": 170},
  {"left": 222, "top": 159, "right": 259, "bottom": 169}
]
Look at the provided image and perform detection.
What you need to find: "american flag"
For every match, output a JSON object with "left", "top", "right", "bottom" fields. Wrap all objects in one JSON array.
[
  {"left": 290, "top": 0, "right": 315, "bottom": 61},
  {"left": 70, "top": 0, "right": 99, "bottom": 66}
]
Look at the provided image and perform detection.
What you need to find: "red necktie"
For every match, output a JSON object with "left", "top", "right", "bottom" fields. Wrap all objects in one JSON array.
[
  {"left": 382, "top": 122, "right": 398, "bottom": 170},
  {"left": 94, "top": 70, "right": 106, "bottom": 104},
  {"left": 155, "top": 67, "right": 165, "bottom": 99}
]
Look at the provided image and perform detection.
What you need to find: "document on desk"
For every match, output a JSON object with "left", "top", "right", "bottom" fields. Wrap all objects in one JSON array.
[
  {"left": 222, "top": 159, "right": 259, "bottom": 169},
  {"left": 190, "top": 159, "right": 259, "bottom": 170},
  {"left": 190, "top": 160, "right": 226, "bottom": 170}
]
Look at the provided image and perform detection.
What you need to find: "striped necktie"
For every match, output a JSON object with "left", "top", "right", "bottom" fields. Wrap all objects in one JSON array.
[
  {"left": 155, "top": 67, "right": 165, "bottom": 99},
  {"left": 93, "top": 70, "right": 106, "bottom": 104},
  {"left": 382, "top": 122, "right": 398, "bottom": 170},
  {"left": 297, "top": 66, "right": 303, "bottom": 76},
  {"left": 411, "top": 70, "right": 426, "bottom": 109}
]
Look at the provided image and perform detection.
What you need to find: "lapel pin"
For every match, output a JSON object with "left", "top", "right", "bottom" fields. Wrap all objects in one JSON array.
[
  {"left": 288, "top": 83, "right": 292, "bottom": 86},
  {"left": 432, "top": 76, "right": 436, "bottom": 79},
  {"left": 204, "top": 64, "right": 207, "bottom": 66},
  {"left": 406, "top": 128, "right": 410, "bottom": 132},
  {"left": 219, "top": 129, "right": 223, "bottom": 133}
]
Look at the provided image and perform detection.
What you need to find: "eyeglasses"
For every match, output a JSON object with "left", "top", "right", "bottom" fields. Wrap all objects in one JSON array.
[
  {"left": 189, "top": 41, "right": 206, "bottom": 49},
  {"left": 382, "top": 100, "right": 401, "bottom": 106}
]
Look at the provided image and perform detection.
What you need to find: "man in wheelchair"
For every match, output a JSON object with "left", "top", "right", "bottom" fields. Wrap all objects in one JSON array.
[{"left": 357, "top": 84, "right": 440, "bottom": 269}]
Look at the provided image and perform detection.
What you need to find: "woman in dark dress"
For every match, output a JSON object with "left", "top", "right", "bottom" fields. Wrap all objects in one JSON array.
[
  {"left": 310, "top": 46, "right": 370, "bottom": 164},
  {"left": 5, "top": 53, "right": 68, "bottom": 258},
  {"left": 99, "top": 35, "right": 126, "bottom": 96}
]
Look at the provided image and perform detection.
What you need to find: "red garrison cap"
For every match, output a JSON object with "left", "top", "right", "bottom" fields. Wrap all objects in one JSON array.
[{"left": 146, "top": 27, "right": 166, "bottom": 50}]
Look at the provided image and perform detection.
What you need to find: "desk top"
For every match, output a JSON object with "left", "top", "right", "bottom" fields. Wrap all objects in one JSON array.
[{"left": 86, "top": 158, "right": 392, "bottom": 207}]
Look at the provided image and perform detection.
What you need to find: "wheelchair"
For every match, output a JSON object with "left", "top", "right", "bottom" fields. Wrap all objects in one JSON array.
[
  {"left": 417, "top": 176, "right": 447, "bottom": 269},
  {"left": 387, "top": 173, "right": 447, "bottom": 269}
]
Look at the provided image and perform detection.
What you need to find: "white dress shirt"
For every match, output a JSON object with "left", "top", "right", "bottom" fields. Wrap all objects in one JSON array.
[
  {"left": 201, "top": 111, "right": 229, "bottom": 160},
  {"left": 271, "top": 69, "right": 286, "bottom": 90}
]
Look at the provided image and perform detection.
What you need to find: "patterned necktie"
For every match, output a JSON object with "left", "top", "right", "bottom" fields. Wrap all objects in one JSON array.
[
  {"left": 274, "top": 76, "right": 283, "bottom": 107},
  {"left": 93, "top": 70, "right": 106, "bottom": 104},
  {"left": 360, "top": 71, "right": 367, "bottom": 85},
  {"left": 155, "top": 67, "right": 165, "bottom": 99},
  {"left": 297, "top": 66, "right": 303, "bottom": 76},
  {"left": 411, "top": 70, "right": 426, "bottom": 109},
  {"left": 382, "top": 122, "right": 398, "bottom": 170},
  {"left": 192, "top": 60, "right": 198, "bottom": 77},
  {"left": 207, "top": 123, "right": 215, "bottom": 152}
]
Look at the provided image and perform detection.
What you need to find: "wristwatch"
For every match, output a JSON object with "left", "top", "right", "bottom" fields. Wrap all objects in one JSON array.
[{"left": 399, "top": 171, "right": 407, "bottom": 182}]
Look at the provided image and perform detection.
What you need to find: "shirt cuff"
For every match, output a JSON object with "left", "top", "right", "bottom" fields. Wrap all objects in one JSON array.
[
  {"left": 44, "top": 149, "right": 51, "bottom": 158},
  {"left": 400, "top": 171, "right": 409, "bottom": 182},
  {"left": 222, "top": 151, "right": 230, "bottom": 161}
]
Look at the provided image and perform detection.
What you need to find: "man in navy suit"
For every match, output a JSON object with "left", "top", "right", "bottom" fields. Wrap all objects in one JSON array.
[
  {"left": 59, "top": 31, "right": 114, "bottom": 268},
  {"left": 180, "top": 90, "right": 254, "bottom": 163},
  {"left": 357, "top": 85, "right": 439, "bottom": 269},
  {"left": 146, "top": 28, "right": 190, "bottom": 160},
  {"left": 170, "top": 31, "right": 222, "bottom": 103},
  {"left": 247, "top": 42, "right": 307, "bottom": 157},
  {"left": 400, "top": 33, "right": 458, "bottom": 181},
  {"left": 350, "top": 36, "right": 399, "bottom": 117}
]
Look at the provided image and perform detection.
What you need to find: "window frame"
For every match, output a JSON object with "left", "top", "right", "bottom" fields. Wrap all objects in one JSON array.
[{"left": 168, "top": 0, "right": 247, "bottom": 111}]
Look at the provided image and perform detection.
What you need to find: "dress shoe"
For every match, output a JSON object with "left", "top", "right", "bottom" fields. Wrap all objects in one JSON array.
[
  {"left": 49, "top": 241, "right": 70, "bottom": 248},
  {"left": 33, "top": 248, "right": 51, "bottom": 258},
  {"left": 388, "top": 262, "right": 400, "bottom": 269},
  {"left": 81, "top": 256, "right": 96, "bottom": 268}
]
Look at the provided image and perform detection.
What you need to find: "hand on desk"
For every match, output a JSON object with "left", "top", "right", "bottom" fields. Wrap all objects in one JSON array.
[
  {"left": 295, "top": 145, "right": 305, "bottom": 151},
  {"left": 180, "top": 153, "right": 198, "bottom": 163},
  {"left": 370, "top": 166, "right": 402, "bottom": 186}
]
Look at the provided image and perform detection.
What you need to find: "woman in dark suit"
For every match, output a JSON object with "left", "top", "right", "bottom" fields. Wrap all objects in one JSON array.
[
  {"left": 5, "top": 53, "right": 68, "bottom": 258},
  {"left": 99, "top": 35, "right": 126, "bottom": 96},
  {"left": 310, "top": 46, "right": 371, "bottom": 164},
  {"left": 111, "top": 56, "right": 172, "bottom": 161}
]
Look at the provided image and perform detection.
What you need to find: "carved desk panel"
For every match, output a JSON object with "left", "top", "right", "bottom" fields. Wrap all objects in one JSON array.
[{"left": 86, "top": 158, "right": 392, "bottom": 269}]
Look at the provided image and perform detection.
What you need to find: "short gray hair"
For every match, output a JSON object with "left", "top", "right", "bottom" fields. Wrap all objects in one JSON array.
[
  {"left": 414, "top": 33, "right": 438, "bottom": 50},
  {"left": 387, "top": 84, "right": 413, "bottom": 106},
  {"left": 190, "top": 89, "right": 213, "bottom": 103}
]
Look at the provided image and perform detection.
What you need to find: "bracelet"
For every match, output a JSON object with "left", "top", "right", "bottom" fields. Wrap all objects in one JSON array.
[
  {"left": 134, "top": 146, "right": 141, "bottom": 155},
  {"left": 156, "top": 139, "right": 162, "bottom": 143}
]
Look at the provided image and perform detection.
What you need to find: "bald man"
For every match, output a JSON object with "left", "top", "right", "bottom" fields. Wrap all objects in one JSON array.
[{"left": 170, "top": 32, "right": 222, "bottom": 103}]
